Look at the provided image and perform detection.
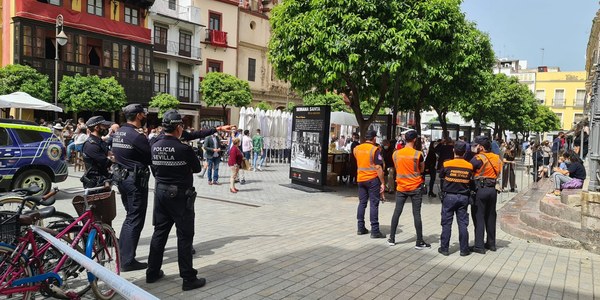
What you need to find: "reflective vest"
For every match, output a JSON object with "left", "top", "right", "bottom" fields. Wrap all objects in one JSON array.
[
  {"left": 393, "top": 147, "right": 424, "bottom": 192},
  {"left": 474, "top": 152, "right": 502, "bottom": 179},
  {"left": 354, "top": 143, "right": 379, "bottom": 183}
]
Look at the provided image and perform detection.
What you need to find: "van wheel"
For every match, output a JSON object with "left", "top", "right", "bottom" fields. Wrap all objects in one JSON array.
[{"left": 13, "top": 170, "right": 51, "bottom": 196}]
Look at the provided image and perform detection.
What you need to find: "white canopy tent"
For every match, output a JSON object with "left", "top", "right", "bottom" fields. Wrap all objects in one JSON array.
[{"left": 0, "top": 92, "right": 62, "bottom": 119}]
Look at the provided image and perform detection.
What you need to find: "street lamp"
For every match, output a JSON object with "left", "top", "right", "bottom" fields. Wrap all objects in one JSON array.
[{"left": 55, "top": 14, "right": 67, "bottom": 120}]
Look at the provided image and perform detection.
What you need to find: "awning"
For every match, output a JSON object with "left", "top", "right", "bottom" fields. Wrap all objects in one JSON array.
[{"left": 0, "top": 92, "right": 62, "bottom": 112}]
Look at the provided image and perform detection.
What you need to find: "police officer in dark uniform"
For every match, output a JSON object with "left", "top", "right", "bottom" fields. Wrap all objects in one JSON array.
[
  {"left": 146, "top": 110, "right": 205, "bottom": 290},
  {"left": 469, "top": 136, "right": 503, "bottom": 254},
  {"left": 111, "top": 103, "right": 152, "bottom": 272},
  {"left": 438, "top": 141, "right": 473, "bottom": 256},
  {"left": 81, "top": 116, "right": 113, "bottom": 188}
]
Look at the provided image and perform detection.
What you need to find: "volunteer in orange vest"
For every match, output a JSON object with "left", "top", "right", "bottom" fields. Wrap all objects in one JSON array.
[
  {"left": 388, "top": 130, "right": 431, "bottom": 249},
  {"left": 469, "top": 136, "right": 503, "bottom": 254},
  {"left": 353, "top": 130, "right": 386, "bottom": 238},
  {"left": 438, "top": 140, "right": 474, "bottom": 256}
]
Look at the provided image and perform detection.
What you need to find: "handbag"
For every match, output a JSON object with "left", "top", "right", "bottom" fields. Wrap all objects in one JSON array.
[{"left": 241, "top": 158, "right": 251, "bottom": 170}]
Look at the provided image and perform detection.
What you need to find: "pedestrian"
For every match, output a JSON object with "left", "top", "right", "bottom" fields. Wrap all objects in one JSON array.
[
  {"left": 469, "top": 136, "right": 502, "bottom": 254},
  {"left": 388, "top": 130, "right": 430, "bottom": 249},
  {"left": 552, "top": 132, "right": 564, "bottom": 168},
  {"left": 81, "top": 116, "right": 114, "bottom": 189},
  {"left": 424, "top": 141, "right": 438, "bottom": 198},
  {"left": 354, "top": 130, "right": 386, "bottom": 238},
  {"left": 438, "top": 140, "right": 473, "bottom": 256},
  {"left": 241, "top": 130, "right": 252, "bottom": 184},
  {"left": 228, "top": 137, "right": 243, "bottom": 193},
  {"left": 146, "top": 110, "right": 206, "bottom": 291},
  {"left": 381, "top": 139, "right": 395, "bottom": 193},
  {"left": 252, "top": 129, "right": 264, "bottom": 171},
  {"left": 348, "top": 133, "right": 360, "bottom": 185},
  {"left": 112, "top": 103, "right": 152, "bottom": 272},
  {"left": 67, "top": 126, "right": 88, "bottom": 161},
  {"left": 204, "top": 131, "right": 222, "bottom": 185},
  {"left": 548, "top": 151, "right": 586, "bottom": 197}
]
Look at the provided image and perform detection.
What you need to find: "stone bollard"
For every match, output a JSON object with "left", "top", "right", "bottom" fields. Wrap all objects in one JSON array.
[{"left": 581, "top": 191, "right": 600, "bottom": 253}]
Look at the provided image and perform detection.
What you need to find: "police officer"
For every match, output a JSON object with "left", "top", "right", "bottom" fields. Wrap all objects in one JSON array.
[
  {"left": 112, "top": 103, "right": 152, "bottom": 271},
  {"left": 81, "top": 116, "right": 113, "bottom": 189},
  {"left": 146, "top": 110, "right": 205, "bottom": 291},
  {"left": 388, "top": 130, "right": 430, "bottom": 249},
  {"left": 438, "top": 140, "right": 473, "bottom": 256},
  {"left": 469, "top": 136, "right": 503, "bottom": 254},
  {"left": 354, "top": 130, "right": 385, "bottom": 238}
]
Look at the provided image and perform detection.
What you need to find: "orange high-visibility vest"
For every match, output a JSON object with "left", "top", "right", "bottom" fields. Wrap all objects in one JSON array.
[
  {"left": 393, "top": 147, "right": 424, "bottom": 192},
  {"left": 354, "top": 143, "right": 379, "bottom": 183},
  {"left": 474, "top": 152, "right": 502, "bottom": 179}
]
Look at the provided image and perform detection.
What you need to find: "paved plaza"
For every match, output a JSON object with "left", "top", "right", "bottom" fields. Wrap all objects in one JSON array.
[{"left": 49, "top": 163, "right": 599, "bottom": 299}]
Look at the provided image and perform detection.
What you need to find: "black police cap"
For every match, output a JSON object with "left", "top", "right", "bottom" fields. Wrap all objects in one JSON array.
[
  {"left": 473, "top": 136, "right": 489, "bottom": 145},
  {"left": 405, "top": 130, "right": 418, "bottom": 141},
  {"left": 86, "top": 116, "right": 113, "bottom": 128},
  {"left": 122, "top": 103, "right": 147, "bottom": 115},
  {"left": 365, "top": 130, "right": 377, "bottom": 139},
  {"left": 162, "top": 109, "right": 184, "bottom": 126},
  {"left": 454, "top": 140, "right": 467, "bottom": 153}
]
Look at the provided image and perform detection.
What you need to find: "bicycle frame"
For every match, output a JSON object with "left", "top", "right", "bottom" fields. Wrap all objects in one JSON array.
[{"left": 0, "top": 185, "right": 114, "bottom": 298}]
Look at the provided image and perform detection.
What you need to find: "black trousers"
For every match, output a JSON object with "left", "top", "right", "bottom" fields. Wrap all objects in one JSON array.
[
  {"left": 471, "top": 187, "right": 497, "bottom": 249},
  {"left": 118, "top": 176, "right": 148, "bottom": 266},
  {"left": 389, "top": 189, "right": 423, "bottom": 242},
  {"left": 147, "top": 185, "right": 197, "bottom": 280}
]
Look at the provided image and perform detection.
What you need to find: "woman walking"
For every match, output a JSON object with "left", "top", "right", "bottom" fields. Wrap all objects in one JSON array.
[{"left": 228, "top": 138, "right": 243, "bottom": 193}]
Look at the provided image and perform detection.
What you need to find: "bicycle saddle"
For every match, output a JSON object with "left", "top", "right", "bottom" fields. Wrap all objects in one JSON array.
[
  {"left": 11, "top": 186, "right": 43, "bottom": 195},
  {"left": 18, "top": 207, "right": 56, "bottom": 225}
]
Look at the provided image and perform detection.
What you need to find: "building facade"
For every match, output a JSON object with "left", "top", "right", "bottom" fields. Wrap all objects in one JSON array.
[
  {"left": 535, "top": 71, "right": 587, "bottom": 130},
  {"left": 2, "top": 0, "right": 154, "bottom": 118}
]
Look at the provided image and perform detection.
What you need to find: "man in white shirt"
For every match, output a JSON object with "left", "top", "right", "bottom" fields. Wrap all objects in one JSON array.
[
  {"left": 240, "top": 130, "right": 252, "bottom": 184},
  {"left": 67, "top": 126, "right": 88, "bottom": 160}
]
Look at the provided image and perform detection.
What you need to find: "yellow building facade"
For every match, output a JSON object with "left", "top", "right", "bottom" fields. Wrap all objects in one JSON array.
[{"left": 535, "top": 71, "right": 587, "bottom": 130}]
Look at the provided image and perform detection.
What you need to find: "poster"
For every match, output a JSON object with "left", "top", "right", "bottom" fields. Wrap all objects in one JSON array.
[
  {"left": 365, "top": 115, "right": 393, "bottom": 144},
  {"left": 290, "top": 105, "right": 331, "bottom": 186}
]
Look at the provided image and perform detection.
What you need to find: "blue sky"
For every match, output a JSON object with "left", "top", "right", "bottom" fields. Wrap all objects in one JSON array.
[{"left": 461, "top": 0, "right": 598, "bottom": 71}]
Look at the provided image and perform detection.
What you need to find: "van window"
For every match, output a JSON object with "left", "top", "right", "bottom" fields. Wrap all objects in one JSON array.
[
  {"left": 14, "top": 129, "right": 44, "bottom": 144},
  {"left": 0, "top": 128, "right": 12, "bottom": 146}
]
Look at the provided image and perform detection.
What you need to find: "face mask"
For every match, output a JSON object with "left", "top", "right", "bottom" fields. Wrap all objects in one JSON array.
[
  {"left": 383, "top": 146, "right": 389, "bottom": 149},
  {"left": 214, "top": 132, "right": 219, "bottom": 136},
  {"left": 140, "top": 117, "right": 147, "bottom": 127},
  {"left": 471, "top": 145, "right": 479, "bottom": 153},
  {"left": 99, "top": 128, "right": 109, "bottom": 136}
]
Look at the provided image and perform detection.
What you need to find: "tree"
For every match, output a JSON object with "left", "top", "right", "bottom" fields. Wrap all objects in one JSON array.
[
  {"left": 58, "top": 74, "right": 126, "bottom": 113},
  {"left": 149, "top": 93, "right": 180, "bottom": 117},
  {"left": 201, "top": 72, "right": 252, "bottom": 123},
  {"left": 530, "top": 104, "right": 561, "bottom": 135},
  {"left": 269, "top": 0, "right": 422, "bottom": 139},
  {"left": 256, "top": 101, "right": 273, "bottom": 111},
  {"left": 0, "top": 64, "right": 52, "bottom": 101},
  {"left": 303, "top": 92, "right": 349, "bottom": 112}
]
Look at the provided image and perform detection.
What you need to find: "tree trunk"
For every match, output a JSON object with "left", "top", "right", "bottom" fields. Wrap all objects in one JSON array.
[
  {"left": 414, "top": 109, "right": 422, "bottom": 135},
  {"left": 222, "top": 105, "right": 228, "bottom": 125},
  {"left": 474, "top": 119, "right": 482, "bottom": 136}
]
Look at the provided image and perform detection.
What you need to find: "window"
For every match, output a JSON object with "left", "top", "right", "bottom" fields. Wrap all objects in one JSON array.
[
  {"left": 75, "top": 35, "right": 86, "bottom": 64},
  {"left": 87, "top": 0, "right": 103, "bottom": 16},
  {"left": 178, "top": 75, "right": 191, "bottom": 100},
  {"left": 0, "top": 128, "right": 12, "bottom": 146},
  {"left": 574, "top": 113, "right": 585, "bottom": 123},
  {"left": 168, "top": 0, "right": 176, "bottom": 10},
  {"left": 207, "top": 60, "right": 222, "bottom": 73},
  {"left": 553, "top": 89, "right": 565, "bottom": 107},
  {"left": 23, "top": 25, "right": 33, "bottom": 57},
  {"left": 125, "top": 7, "right": 139, "bottom": 25},
  {"left": 103, "top": 42, "right": 111, "bottom": 67},
  {"left": 209, "top": 12, "right": 222, "bottom": 31},
  {"left": 34, "top": 28, "right": 44, "bottom": 58},
  {"left": 14, "top": 129, "right": 43, "bottom": 144},
  {"left": 555, "top": 113, "right": 563, "bottom": 127},
  {"left": 535, "top": 90, "right": 545, "bottom": 104},
  {"left": 248, "top": 58, "right": 256, "bottom": 82},
  {"left": 575, "top": 89, "right": 586, "bottom": 107},
  {"left": 154, "top": 26, "right": 167, "bottom": 52},
  {"left": 154, "top": 72, "right": 168, "bottom": 94},
  {"left": 179, "top": 31, "right": 191, "bottom": 57},
  {"left": 37, "top": 0, "right": 60, "bottom": 5},
  {"left": 112, "top": 43, "right": 120, "bottom": 69}
]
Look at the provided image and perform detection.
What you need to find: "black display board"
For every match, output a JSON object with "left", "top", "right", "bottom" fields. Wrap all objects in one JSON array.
[
  {"left": 290, "top": 105, "right": 331, "bottom": 187},
  {"left": 365, "top": 115, "right": 393, "bottom": 143}
]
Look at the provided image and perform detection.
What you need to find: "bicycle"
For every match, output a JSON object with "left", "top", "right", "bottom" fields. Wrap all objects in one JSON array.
[{"left": 0, "top": 184, "right": 120, "bottom": 300}]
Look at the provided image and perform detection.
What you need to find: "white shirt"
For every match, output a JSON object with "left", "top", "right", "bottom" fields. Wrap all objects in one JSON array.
[
  {"left": 242, "top": 135, "right": 252, "bottom": 152},
  {"left": 74, "top": 133, "right": 88, "bottom": 145}
]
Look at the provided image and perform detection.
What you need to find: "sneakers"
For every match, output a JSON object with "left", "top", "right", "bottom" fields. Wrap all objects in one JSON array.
[
  {"left": 208, "top": 181, "right": 213, "bottom": 185},
  {"left": 241, "top": 179, "right": 246, "bottom": 185},
  {"left": 182, "top": 277, "right": 206, "bottom": 291},
  {"left": 357, "top": 228, "right": 369, "bottom": 235},
  {"left": 415, "top": 241, "right": 431, "bottom": 250},
  {"left": 370, "top": 232, "right": 386, "bottom": 239},
  {"left": 437, "top": 247, "right": 449, "bottom": 256},
  {"left": 122, "top": 260, "right": 148, "bottom": 272},
  {"left": 469, "top": 246, "right": 486, "bottom": 254},
  {"left": 146, "top": 270, "right": 165, "bottom": 283},
  {"left": 387, "top": 238, "right": 396, "bottom": 246}
]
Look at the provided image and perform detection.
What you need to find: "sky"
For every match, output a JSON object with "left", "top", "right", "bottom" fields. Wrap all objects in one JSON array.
[{"left": 461, "top": 0, "right": 598, "bottom": 71}]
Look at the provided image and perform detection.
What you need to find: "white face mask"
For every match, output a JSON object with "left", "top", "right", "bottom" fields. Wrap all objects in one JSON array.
[{"left": 471, "top": 145, "right": 479, "bottom": 153}]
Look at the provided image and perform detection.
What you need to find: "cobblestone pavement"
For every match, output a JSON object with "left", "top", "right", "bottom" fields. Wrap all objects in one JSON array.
[{"left": 45, "top": 162, "right": 599, "bottom": 299}]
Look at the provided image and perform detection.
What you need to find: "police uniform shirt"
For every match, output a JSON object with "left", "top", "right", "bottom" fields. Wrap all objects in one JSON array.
[
  {"left": 469, "top": 153, "right": 501, "bottom": 179},
  {"left": 149, "top": 128, "right": 217, "bottom": 146},
  {"left": 82, "top": 134, "right": 111, "bottom": 177},
  {"left": 439, "top": 158, "right": 474, "bottom": 195},
  {"left": 112, "top": 123, "right": 151, "bottom": 170},
  {"left": 152, "top": 135, "right": 202, "bottom": 188}
]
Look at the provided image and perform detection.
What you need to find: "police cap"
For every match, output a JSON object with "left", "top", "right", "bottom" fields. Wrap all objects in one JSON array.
[
  {"left": 473, "top": 136, "right": 489, "bottom": 145},
  {"left": 122, "top": 103, "right": 147, "bottom": 115},
  {"left": 405, "top": 130, "right": 418, "bottom": 141},
  {"left": 365, "top": 130, "right": 377, "bottom": 140},
  {"left": 454, "top": 140, "right": 467, "bottom": 154},
  {"left": 162, "top": 109, "right": 184, "bottom": 127},
  {"left": 86, "top": 116, "right": 113, "bottom": 128}
]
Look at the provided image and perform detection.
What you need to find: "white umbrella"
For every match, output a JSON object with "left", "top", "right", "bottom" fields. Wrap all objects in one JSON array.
[
  {"left": 238, "top": 107, "right": 246, "bottom": 130},
  {"left": 244, "top": 107, "right": 255, "bottom": 133},
  {"left": 0, "top": 92, "right": 62, "bottom": 112}
]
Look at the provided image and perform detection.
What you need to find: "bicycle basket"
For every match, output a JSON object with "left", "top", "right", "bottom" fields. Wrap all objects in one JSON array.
[
  {"left": 72, "top": 191, "right": 117, "bottom": 225},
  {"left": 0, "top": 210, "right": 19, "bottom": 243}
]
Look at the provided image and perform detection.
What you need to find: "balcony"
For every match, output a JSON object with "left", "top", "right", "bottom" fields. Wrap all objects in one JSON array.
[
  {"left": 552, "top": 98, "right": 565, "bottom": 108},
  {"left": 154, "top": 40, "right": 201, "bottom": 62},
  {"left": 205, "top": 29, "right": 228, "bottom": 47},
  {"left": 150, "top": 0, "right": 201, "bottom": 25},
  {"left": 154, "top": 87, "right": 200, "bottom": 104}
]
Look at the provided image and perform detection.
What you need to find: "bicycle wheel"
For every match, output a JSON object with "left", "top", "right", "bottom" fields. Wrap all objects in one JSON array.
[
  {"left": 90, "top": 223, "right": 120, "bottom": 300},
  {"left": 33, "top": 228, "right": 91, "bottom": 299},
  {"left": 0, "top": 244, "right": 35, "bottom": 300},
  {"left": 0, "top": 197, "right": 34, "bottom": 211}
]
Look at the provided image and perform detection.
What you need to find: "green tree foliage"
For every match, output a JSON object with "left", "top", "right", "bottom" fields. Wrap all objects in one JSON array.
[
  {"left": 58, "top": 74, "right": 126, "bottom": 113},
  {"left": 530, "top": 104, "right": 561, "bottom": 133},
  {"left": 0, "top": 64, "right": 52, "bottom": 101},
  {"left": 149, "top": 93, "right": 180, "bottom": 117},
  {"left": 303, "top": 92, "right": 349, "bottom": 112},
  {"left": 286, "top": 102, "right": 296, "bottom": 112},
  {"left": 269, "top": 0, "right": 420, "bottom": 139},
  {"left": 256, "top": 101, "right": 273, "bottom": 111},
  {"left": 201, "top": 72, "right": 252, "bottom": 123}
]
